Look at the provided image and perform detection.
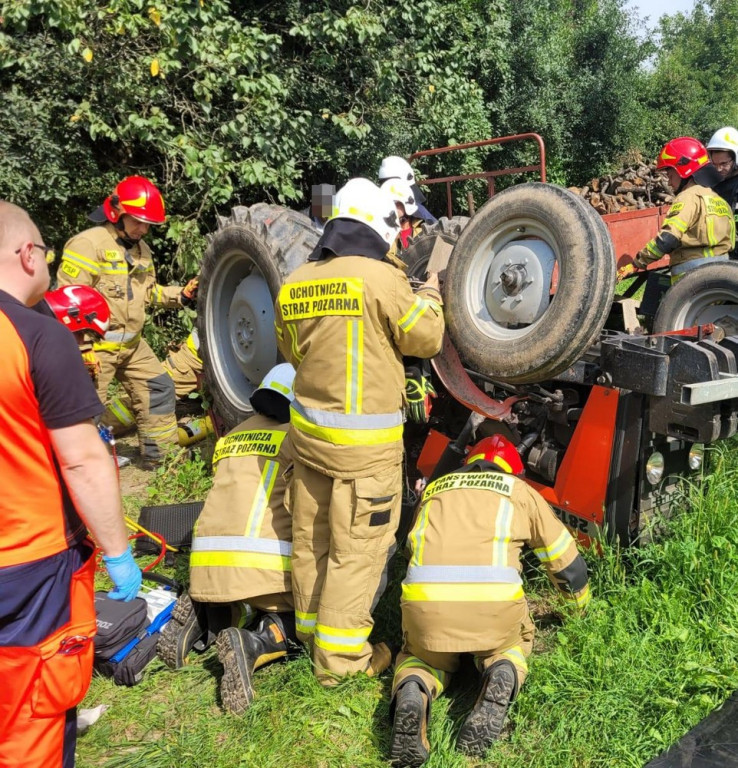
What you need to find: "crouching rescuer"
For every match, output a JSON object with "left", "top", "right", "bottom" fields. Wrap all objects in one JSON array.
[
  {"left": 157, "top": 364, "right": 300, "bottom": 714},
  {"left": 274, "top": 178, "right": 445, "bottom": 685},
  {"left": 57, "top": 176, "right": 199, "bottom": 466},
  {"left": 390, "top": 435, "right": 590, "bottom": 767}
]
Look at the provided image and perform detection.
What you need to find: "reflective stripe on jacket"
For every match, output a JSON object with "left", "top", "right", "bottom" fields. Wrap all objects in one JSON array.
[
  {"left": 188, "top": 413, "right": 293, "bottom": 602},
  {"left": 274, "top": 255, "right": 444, "bottom": 477}
]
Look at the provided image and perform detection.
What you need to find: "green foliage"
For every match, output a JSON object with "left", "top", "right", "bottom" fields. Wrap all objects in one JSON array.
[{"left": 146, "top": 447, "right": 213, "bottom": 504}]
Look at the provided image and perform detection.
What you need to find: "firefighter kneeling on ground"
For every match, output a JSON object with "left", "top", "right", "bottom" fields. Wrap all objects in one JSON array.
[
  {"left": 274, "top": 178, "right": 445, "bottom": 686},
  {"left": 617, "top": 137, "right": 735, "bottom": 284},
  {"left": 57, "top": 175, "right": 200, "bottom": 467},
  {"left": 389, "top": 435, "right": 591, "bottom": 768},
  {"left": 157, "top": 364, "right": 300, "bottom": 714}
]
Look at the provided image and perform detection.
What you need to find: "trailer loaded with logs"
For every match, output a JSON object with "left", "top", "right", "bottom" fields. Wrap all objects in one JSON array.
[{"left": 197, "top": 135, "right": 738, "bottom": 548}]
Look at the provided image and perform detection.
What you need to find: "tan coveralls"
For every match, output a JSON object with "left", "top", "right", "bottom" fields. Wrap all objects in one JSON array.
[
  {"left": 635, "top": 184, "right": 735, "bottom": 282},
  {"left": 101, "top": 329, "right": 203, "bottom": 436},
  {"left": 393, "top": 468, "right": 590, "bottom": 700},
  {"left": 188, "top": 413, "right": 293, "bottom": 614},
  {"left": 274, "top": 255, "right": 444, "bottom": 684},
  {"left": 58, "top": 223, "right": 182, "bottom": 461}
]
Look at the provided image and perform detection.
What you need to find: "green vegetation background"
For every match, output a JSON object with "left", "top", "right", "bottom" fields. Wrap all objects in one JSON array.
[{"left": 80, "top": 440, "right": 738, "bottom": 767}]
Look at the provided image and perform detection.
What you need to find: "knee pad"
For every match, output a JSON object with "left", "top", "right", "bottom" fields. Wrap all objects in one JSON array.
[{"left": 146, "top": 372, "right": 176, "bottom": 415}]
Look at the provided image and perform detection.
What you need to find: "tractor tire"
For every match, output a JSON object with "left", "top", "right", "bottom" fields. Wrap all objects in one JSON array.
[
  {"left": 653, "top": 261, "right": 738, "bottom": 335},
  {"left": 444, "top": 182, "right": 615, "bottom": 384},
  {"left": 401, "top": 216, "right": 469, "bottom": 280},
  {"left": 198, "top": 204, "right": 319, "bottom": 431}
]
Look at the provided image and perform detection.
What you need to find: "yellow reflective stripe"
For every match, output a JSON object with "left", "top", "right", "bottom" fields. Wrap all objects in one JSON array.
[
  {"left": 314, "top": 623, "right": 371, "bottom": 653},
  {"left": 398, "top": 297, "right": 430, "bottom": 333},
  {"left": 245, "top": 460, "right": 279, "bottom": 538},
  {"left": 492, "top": 497, "right": 514, "bottom": 567},
  {"left": 93, "top": 332, "right": 142, "bottom": 352},
  {"left": 534, "top": 529, "right": 573, "bottom": 563},
  {"left": 395, "top": 656, "right": 447, "bottom": 692},
  {"left": 153, "top": 285, "right": 164, "bottom": 303},
  {"left": 402, "top": 582, "right": 524, "bottom": 602},
  {"left": 295, "top": 610, "right": 317, "bottom": 635},
  {"left": 99, "top": 263, "right": 127, "bottom": 275},
  {"left": 109, "top": 396, "right": 134, "bottom": 426},
  {"left": 285, "top": 323, "right": 303, "bottom": 363},
  {"left": 568, "top": 583, "right": 591, "bottom": 608},
  {"left": 186, "top": 332, "right": 202, "bottom": 361},
  {"left": 646, "top": 240, "right": 663, "bottom": 258},
  {"left": 409, "top": 502, "right": 431, "bottom": 567},
  {"left": 707, "top": 217, "right": 718, "bottom": 247},
  {"left": 275, "top": 323, "right": 284, "bottom": 340},
  {"left": 345, "top": 319, "right": 364, "bottom": 414},
  {"left": 664, "top": 216, "right": 688, "bottom": 233},
  {"left": 290, "top": 406, "right": 402, "bottom": 446},
  {"left": 189, "top": 551, "right": 291, "bottom": 571},
  {"left": 62, "top": 249, "right": 100, "bottom": 275},
  {"left": 142, "top": 423, "right": 179, "bottom": 439},
  {"left": 500, "top": 645, "right": 528, "bottom": 673},
  {"left": 266, "top": 380, "right": 289, "bottom": 395}
]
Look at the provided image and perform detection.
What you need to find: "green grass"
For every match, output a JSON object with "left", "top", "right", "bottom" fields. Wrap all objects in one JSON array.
[{"left": 78, "top": 442, "right": 738, "bottom": 768}]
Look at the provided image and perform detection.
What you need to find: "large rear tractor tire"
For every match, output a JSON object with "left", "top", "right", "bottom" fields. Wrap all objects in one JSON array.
[
  {"left": 198, "top": 205, "right": 319, "bottom": 431},
  {"left": 653, "top": 261, "right": 738, "bottom": 335},
  {"left": 444, "top": 182, "right": 615, "bottom": 384}
]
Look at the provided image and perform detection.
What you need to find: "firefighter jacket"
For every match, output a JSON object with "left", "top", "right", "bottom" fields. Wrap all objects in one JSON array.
[
  {"left": 635, "top": 184, "right": 735, "bottom": 277},
  {"left": 58, "top": 223, "right": 182, "bottom": 351},
  {"left": 164, "top": 329, "right": 203, "bottom": 399},
  {"left": 188, "top": 413, "right": 293, "bottom": 603},
  {"left": 274, "top": 255, "right": 444, "bottom": 478},
  {"left": 402, "top": 466, "right": 590, "bottom": 654}
]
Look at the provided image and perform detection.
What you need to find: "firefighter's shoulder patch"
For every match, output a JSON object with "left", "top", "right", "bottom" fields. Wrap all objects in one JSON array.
[
  {"left": 667, "top": 201, "right": 684, "bottom": 215},
  {"left": 61, "top": 261, "right": 80, "bottom": 278},
  {"left": 103, "top": 249, "right": 123, "bottom": 262}
]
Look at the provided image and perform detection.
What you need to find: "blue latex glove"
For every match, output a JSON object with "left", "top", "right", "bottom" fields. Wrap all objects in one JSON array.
[{"left": 103, "top": 546, "right": 142, "bottom": 601}]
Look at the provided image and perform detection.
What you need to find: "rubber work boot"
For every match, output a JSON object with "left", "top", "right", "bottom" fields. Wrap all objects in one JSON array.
[
  {"left": 389, "top": 677, "right": 432, "bottom": 768},
  {"left": 157, "top": 593, "right": 209, "bottom": 669},
  {"left": 217, "top": 612, "right": 297, "bottom": 715},
  {"left": 457, "top": 659, "right": 518, "bottom": 757}
]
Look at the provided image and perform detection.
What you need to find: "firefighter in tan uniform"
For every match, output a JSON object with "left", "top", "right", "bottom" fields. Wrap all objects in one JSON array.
[
  {"left": 57, "top": 176, "right": 199, "bottom": 465},
  {"left": 390, "top": 435, "right": 590, "bottom": 767},
  {"left": 101, "top": 328, "right": 204, "bottom": 436},
  {"left": 617, "top": 137, "right": 735, "bottom": 284},
  {"left": 274, "top": 178, "right": 445, "bottom": 685},
  {"left": 157, "top": 364, "right": 299, "bottom": 714}
]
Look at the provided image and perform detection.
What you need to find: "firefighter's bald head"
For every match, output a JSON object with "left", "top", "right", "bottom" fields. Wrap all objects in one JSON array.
[{"left": 0, "top": 201, "right": 50, "bottom": 306}]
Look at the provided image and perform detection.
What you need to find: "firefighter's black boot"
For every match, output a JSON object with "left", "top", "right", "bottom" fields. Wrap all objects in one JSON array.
[
  {"left": 389, "top": 676, "right": 432, "bottom": 768},
  {"left": 457, "top": 659, "right": 518, "bottom": 757},
  {"left": 157, "top": 593, "right": 209, "bottom": 669},
  {"left": 217, "top": 612, "right": 297, "bottom": 715}
]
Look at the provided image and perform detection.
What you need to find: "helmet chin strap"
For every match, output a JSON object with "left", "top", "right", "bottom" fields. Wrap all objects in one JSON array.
[
  {"left": 113, "top": 218, "right": 140, "bottom": 249},
  {"left": 675, "top": 176, "right": 689, "bottom": 195}
]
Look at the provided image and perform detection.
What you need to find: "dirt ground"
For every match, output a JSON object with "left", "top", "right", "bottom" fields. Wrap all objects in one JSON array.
[{"left": 113, "top": 433, "right": 155, "bottom": 503}]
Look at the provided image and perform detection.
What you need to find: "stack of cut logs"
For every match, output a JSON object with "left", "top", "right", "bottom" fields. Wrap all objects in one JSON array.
[{"left": 568, "top": 162, "right": 674, "bottom": 215}]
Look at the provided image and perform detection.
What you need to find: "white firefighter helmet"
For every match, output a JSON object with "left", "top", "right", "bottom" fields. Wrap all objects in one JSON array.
[
  {"left": 378, "top": 155, "right": 415, "bottom": 183},
  {"left": 329, "top": 177, "right": 400, "bottom": 246},
  {"left": 256, "top": 363, "right": 296, "bottom": 402},
  {"left": 707, "top": 126, "right": 738, "bottom": 161},
  {"left": 381, "top": 179, "right": 419, "bottom": 217}
]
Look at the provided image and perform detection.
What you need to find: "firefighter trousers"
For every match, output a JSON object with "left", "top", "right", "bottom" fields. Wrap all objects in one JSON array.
[
  {"left": 392, "top": 611, "right": 534, "bottom": 700},
  {"left": 95, "top": 339, "right": 178, "bottom": 463},
  {"left": 291, "top": 459, "right": 402, "bottom": 685},
  {"left": 0, "top": 543, "right": 96, "bottom": 768}
]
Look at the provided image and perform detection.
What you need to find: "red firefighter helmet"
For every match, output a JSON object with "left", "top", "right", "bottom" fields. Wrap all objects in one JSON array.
[
  {"left": 656, "top": 137, "right": 710, "bottom": 179},
  {"left": 102, "top": 175, "right": 166, "bottom": 224},
  {"left": 465, "top": 434, "right": 524, "bottom": 475},
  {"left": 45, "top": 285, "right": 110, "bottom": 337}
]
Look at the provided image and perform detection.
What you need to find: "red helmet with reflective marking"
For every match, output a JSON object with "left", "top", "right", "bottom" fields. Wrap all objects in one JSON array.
[
  {"left": 102, "top": 175, "right": 166, "bottom": 224},
  {"left": 656, "top": 137, "right": 710, "bottom": 179},
  {"left": 465, "top": 434, "right": 524, "bottom": 475},
  {"left": 45, "top": 285, "right": 110, "bottom": 337}
]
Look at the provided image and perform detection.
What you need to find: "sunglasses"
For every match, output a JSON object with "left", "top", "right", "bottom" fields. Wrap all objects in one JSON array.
[{"left": 16, "top": 243, "right": 56, "bottom": 264}]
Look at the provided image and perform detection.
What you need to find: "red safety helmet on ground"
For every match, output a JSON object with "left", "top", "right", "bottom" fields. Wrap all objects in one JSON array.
[
  {"left": 45, "top": 285, "right": 111, "bottom": 337},
  {"left": 102, "top": 175, "right": 166, "bottom": 224},
  {"left": 465, "top": 434, "right": 524, "bottom": 475},
  {"left": 656, "top": 137, "right": 710, "bottom": 179}
]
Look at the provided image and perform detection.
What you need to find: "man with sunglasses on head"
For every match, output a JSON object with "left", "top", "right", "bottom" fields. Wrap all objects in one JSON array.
[
  {"left": 57, "top": 176, "right": 199, "bottom": 468},
  {"left": 0, "top": 201, "right": 140, "bottom": 768}
]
